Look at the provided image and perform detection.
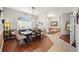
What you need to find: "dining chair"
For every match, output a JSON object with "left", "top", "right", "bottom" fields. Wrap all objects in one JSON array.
[
  {"left": 36, "top": 30, "right": 41, "bottom": 39},
  {"left": 31, "top": 31, "right": 36, "bottom": 40},
  {"left": 23, "top": 33, "right": 33, "bottom": 43},
  {"left": 16, "top": 30, "right": 26, "bottom": 46}
]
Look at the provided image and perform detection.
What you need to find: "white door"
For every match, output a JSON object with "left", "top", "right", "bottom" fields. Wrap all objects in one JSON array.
[{"left": 70, "top": 14, "right": 75, "bottom": 45}]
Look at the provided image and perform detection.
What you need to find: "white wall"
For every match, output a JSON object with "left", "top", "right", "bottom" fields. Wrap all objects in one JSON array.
[
  {"left": 3, "top": 7, "right": 26, "bottom": 29},
  {"left": 37, "top": 13, "right": 48, "bottom": 32},
  {"left": 0, "top": 8, "right": 3, "bottom": 32},
  {"left": 61, "top": 13, "right": 70, "bottom": 35},
  {"left": 0, "top": 19, "right": 3, "bottom": 32},
  {"left": 10, "top": 7, "right": 39, "bottom": 16},
  {"left": 75, "top": 24, "right": 79, "bottom": 51},
  {"left": 3, "top": 7, "right": 37, "bottom": 30}
]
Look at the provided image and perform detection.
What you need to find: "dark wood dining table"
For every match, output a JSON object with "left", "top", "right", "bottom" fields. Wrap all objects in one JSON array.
[{"left": 20, "top": 30, "right": 33, "bottom": 43}]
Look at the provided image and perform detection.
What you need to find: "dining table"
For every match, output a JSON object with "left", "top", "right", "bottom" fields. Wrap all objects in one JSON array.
[
  {"left": 20, "top": 30, "right": 32, "bottom": 43},
  {"left": 20, "top": 31, "right": 32, "bottom": 35}
]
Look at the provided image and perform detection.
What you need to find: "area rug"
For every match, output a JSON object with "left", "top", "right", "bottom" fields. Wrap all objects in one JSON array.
[{"left": 59, "top": 35, "right": 70, "bottom": 44}]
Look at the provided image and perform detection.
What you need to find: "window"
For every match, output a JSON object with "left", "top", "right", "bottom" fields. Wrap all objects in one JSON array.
[{"left": 17, "top": 16, "right": 32, "bottom": 29}]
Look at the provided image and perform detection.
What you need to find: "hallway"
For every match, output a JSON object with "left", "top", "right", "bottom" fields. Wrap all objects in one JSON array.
[{"left": 47, "top": 34, "right": 76, "bottom": 52}]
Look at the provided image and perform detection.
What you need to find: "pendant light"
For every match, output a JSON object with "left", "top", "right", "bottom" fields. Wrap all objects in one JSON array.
[
  {"left": 32, "top": 7, "right": 35, "bottom": 19},
  {"left": 32, "top": 7, "right": 38, "bottom": 29}
]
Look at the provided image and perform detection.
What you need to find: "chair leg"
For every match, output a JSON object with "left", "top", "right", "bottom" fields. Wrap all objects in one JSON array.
[
  {"left": 29, "top": 37, "right": 32, "bottom": 42},
  {"left": 16, "top": 40, "right": 20, "bottom": 46},
  {"left": 27, "top": 36, "right": 32, "bottom": 43}
]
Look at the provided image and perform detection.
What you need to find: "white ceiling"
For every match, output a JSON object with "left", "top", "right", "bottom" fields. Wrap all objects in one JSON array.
[
  {"left": 35, "top": 7, "right": 74, "bottom": 16},
  {"left": 10, "top": 7, "right": 75, "bottom": 16}
]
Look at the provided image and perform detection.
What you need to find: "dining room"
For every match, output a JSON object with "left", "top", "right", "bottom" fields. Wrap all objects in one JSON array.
[
  {"left": 0, "top": 7, "right": 53, "bottom": 52},
  {"left": 0, "top": 7, "right": 77, "bottom": 52}
]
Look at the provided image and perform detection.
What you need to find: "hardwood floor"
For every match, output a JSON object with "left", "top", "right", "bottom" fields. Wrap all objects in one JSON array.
[
  {"left": 2, "top": 35, "right": 53, "bottom": 52},
  {"left": 60, "top": 35, "right": 70, "bottom": 44}
]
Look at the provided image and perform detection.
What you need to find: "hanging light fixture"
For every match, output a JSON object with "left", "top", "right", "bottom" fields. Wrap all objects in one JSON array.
[
  {"left": 32, "top": 7, "right": 35, "bottom": 19},
  {"left": 31, "top": 7, "right": 38, "bottom": 29}
]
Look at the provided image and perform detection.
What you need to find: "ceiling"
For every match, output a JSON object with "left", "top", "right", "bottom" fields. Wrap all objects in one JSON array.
[
  {"left": 10, "top": 7, "right": 76, "bottom": 17},
  {"left": 35, "top": 7, "right": 74, "bottom": 16}
]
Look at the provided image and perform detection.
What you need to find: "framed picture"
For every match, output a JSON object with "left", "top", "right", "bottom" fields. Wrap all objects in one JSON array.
[
  {"left": 65, "top": 20, "right": 70, "bottom": 31},
  {"left": 51, "top": 21, "right": 58, "bottom": 26}
]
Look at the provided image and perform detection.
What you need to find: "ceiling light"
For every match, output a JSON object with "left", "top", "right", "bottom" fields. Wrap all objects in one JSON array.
[{"left": 47, "top": 14, "right": 56, "bottom": 17}]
